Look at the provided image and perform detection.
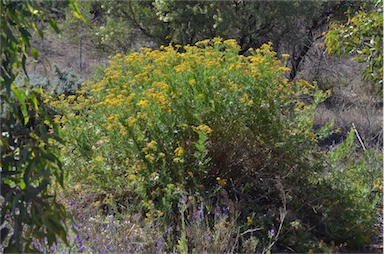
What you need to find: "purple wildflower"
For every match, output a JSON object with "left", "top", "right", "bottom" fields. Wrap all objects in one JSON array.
[
  {"left": 194, "top": 207, "right": 204, "bottom": 220},
  {"left": 50, "top": 243, "right": 57, "bottom": 252},
  {"left": 157, "top": 240, "right": 165, "bottom": 248},
  {"left": 33, "top": 240, "right": 42, "bottom": 250},
  {"left": 178, "top": 196, "right": 188, "bottom": 209}
]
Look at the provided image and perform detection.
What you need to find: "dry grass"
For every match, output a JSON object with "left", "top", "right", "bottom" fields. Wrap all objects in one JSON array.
[{"left": 298, "top": 40, "right": 383, "bottom": 149}]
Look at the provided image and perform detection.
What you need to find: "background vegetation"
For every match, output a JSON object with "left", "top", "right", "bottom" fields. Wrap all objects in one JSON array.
[{"left": 1, "top": 0, "right": 382, "bottom": 253}]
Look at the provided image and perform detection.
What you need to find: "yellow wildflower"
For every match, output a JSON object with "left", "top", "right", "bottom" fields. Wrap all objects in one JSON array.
[
  {"left": 173, "top": 157, "right": 184, "bottom": 163},
  {"left": 174, "top": 64, "right": 188, "bottom": 73},
  {"left": 195, "top": 39, "right": 210, "bottom": 46},
  {"left": 278, "top": 67, "right": 291, "bottom": 72},
  {"left": 132, "top": 163, "right": 142, "bottom": 172},
  {"left": 92, "top": 201, "right": 101, "bottom": 207},
  {"left": 174, "top": 147, "right": 185, "bottom": 156},
  {"left": 216, "top": 177, "right": 227, "bottom": 187},
  {"left": 193, "top": 124, "right": 213, "bottom": 134},
  {"left": 126, "top": 116, "right": 137, "bottom": 126},
  {"left": 282, "top": 53, "right": 290, "bottom": 58},
  {"left": 240, "top": 93, "right": 254, "bottom": 105},
  {"left": 137, "top": 99, "right": 150, "bottom": 108},
  {"left": 74, "top": 183, "right": 82, "bottom": 192},
  {"left": 113, "top": 53, "right": 122, "bottom": 59},
  {"left": 136, "top": 112, "right": 148, "bottom": 119},
  {"left": 127, "top": 93, "right": 136, "bottom": 100},
  {"left": 304, "top": 131, "right": 317, "bottom": 141},
  {"left": 223, "top": 39, "right": 240, "bottom": 50},
  {"left": 106, "top": 124, "right": 114, "bottom": 130},
  {"left": 67, "top": 95, "right": 76, "bottom": 102},
  {"left": 103, "top": 194, "right": 114, "bottom": 204},
  {"left": 144, "top": 212, "right": 152, "bottom": 222},
  {"left": 145, "top": 154, "right": 155, "bottom": 161},
  {"left": 95, "top": 156, "right": 103, "bottom": 163},
  {"left": 153, "top": 81, "right": 169, "bottom": 90},
  {"left": 188, "top": 79, "right": 196, "bottom": 86},
  {"left": 212, "top": 37, "right": 223, "bottom": 44},
  {"left": 144, "top": 140, "right": 158, "bottom": 152}
]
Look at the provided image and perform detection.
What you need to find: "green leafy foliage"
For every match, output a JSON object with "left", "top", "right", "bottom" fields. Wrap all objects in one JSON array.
[
  {"left": 65, "top": 1, "right": 332, "bottom": 59},
  {"left": 326, "top": 0, "right": 383, "bottom": 87},
  {"left": 293, "top": 130, "right": 383, "bottom": 251},
  {"left": 320, "top": 130, "right": 382, "bottom": 248},
  {"left": 0, "top": 0, "right": 83, "bottom": 252},
  {"left": 1, "top": 88, "right": 67, "bottom": 252}
]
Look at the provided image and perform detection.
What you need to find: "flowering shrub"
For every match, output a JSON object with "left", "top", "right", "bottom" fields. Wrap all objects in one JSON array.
[
  {"left": 45, "top": 37, "right": 384, "bottom": 252},
  {"left": 50, "top": 38, "right": 328, "bottom": 240}
]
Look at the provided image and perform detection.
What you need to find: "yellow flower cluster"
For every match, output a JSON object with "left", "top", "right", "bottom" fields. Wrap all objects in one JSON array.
[
  {"left": 174, "top": 147, "right": 185, "bottom": 157},
  {"left": 48, "top": 36, "right": 324, "bottom": 210},
  {"left": 173, "top": 147, "right": 185, "bottom": 163},
  {"left": 143, "top": 140, "right": 157, "bottom": 152},
  {"left": 216, "top": 177, "right": 227, "bottom": 187},
  {"left": 240, "top": 93, "right": 254, "bottom": 105},
  {"left": 193, "top": 124, "right": 213, "bottom": 134}
]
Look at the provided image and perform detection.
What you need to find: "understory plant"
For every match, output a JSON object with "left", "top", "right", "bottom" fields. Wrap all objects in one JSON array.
[{"left": 313, "top": 130, "right": 382, "bottom": 250}]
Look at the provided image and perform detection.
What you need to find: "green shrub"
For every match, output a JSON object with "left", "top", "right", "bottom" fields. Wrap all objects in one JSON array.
[
  {"left": 51, "top": 38, "right": 335, "bottom": 250},
  {"left": 320, "top": 130, "right": 382, "bottom": 248},
  {"left": 14, "top": 65, "right": 84, "bottom": 96},
  {"left": 291, "top": 129, "right": 383, "bottom": 251}
]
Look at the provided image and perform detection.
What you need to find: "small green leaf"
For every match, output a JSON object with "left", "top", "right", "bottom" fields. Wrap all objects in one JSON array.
[
  {"left": 31, "top": 94, "right": 38, "bottom": 110},
  {"left": 49, "top": 18, "right": 60, "bottom": 33},
  {"left": 20, "top": 180, "right": 26, "bottom": 190},
  {"left": 31, "top": 47, "right": 38, "bottom": 59},
  {"left": 73, "top": 11, "right": 84, "bottom": 22},
  {"left": 38, "top": 28, "right": 44, "bottom": 38}
]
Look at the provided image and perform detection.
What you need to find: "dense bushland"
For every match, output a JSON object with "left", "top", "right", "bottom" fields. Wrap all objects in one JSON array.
[
  {"left": 46, "top": 38, "right": 382, "bottom": 252},
  {"left": 2, "top": 0, "right": 382, "bottom": 252}
]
